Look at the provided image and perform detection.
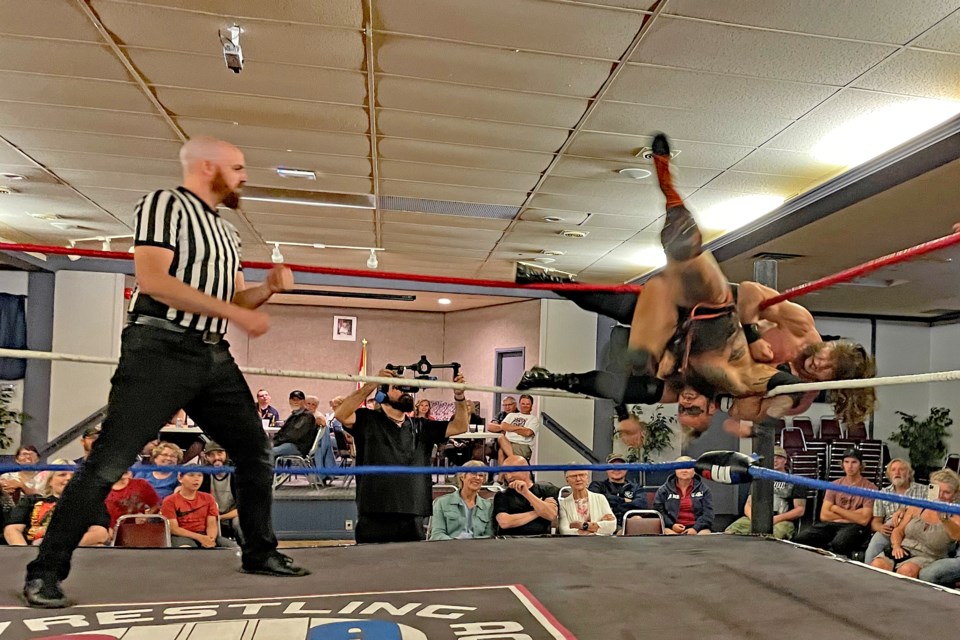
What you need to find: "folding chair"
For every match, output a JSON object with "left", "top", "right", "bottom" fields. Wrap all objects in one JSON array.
[
  {"left": 791, "top": 417, "right": 815, "bottom": 442},
  {"left": 273, "top": 428, "right": 325, "bottom": 490},
  {"left": 478, "top": 485, "right": 502, "bottom": 500},
  {"left": 944, "top": 453, "right": 960, "bottom": 473},
  {"left": 112, "top": 514, "right": 171, "bottom": 548},
  {"left": 334, "top": 428, "right": 357, "bottom": 488},
  {"left": 819, "top": 417, "right": 843, "bottom": 441},
  {"left": 425, "top": 484, "right": 459, "bottom": 537},
  {"left": 780, "top": 427, "right": 806, "bottom": 457},
  {"left": 621, "top": 510, "right": 664, "bottom": 536},
  {"left": 847, "top": 422, "right": 868, "bottom": 441}
]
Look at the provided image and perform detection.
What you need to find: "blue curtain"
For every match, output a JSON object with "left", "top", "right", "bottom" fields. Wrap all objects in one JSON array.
[{"left": 0, "top": 293, "right": 26, "bottom": 380}]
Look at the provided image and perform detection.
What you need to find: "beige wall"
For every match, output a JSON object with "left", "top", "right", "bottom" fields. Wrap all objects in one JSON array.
[
  {"left": 230, "top": 300, "right": 541, "bottom": 420},
  {"left": 442, "top": 300, "right": 542, "bottom": 420}
]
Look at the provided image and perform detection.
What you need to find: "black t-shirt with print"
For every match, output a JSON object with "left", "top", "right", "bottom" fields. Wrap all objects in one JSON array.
[
  {"left": 493, "top": 482, "right": 560, "bottom": 536},
  {"left": 351, "top": 408, "right": 449, "bottom": 516}
]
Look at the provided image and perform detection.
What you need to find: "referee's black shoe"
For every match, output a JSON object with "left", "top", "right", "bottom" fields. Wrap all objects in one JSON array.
[
  {"left": 23, "top": 578, "right": 71, "bottom": 608},
  {"left": 241, "top": 552, "right": 310, "bottom": 577}
]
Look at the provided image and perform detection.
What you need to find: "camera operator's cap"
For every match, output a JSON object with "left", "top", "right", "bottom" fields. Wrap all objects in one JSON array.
[
  {"left": 774, "top": 446, "right": 788, "bottom": 459},
  {"left": 841, "top": 447, "right": 863, "bottom": 462},
  {"left": 82, "top": 425, "right": 101, "bottom": 438},
  {"left": 203, "top": 440, "right": 225, "bottom": 454},
  {"left": 289, "top": 390, "right": 305, "bottom": 400},
  {"left": 606, "top": 452, "right": 628, "bottom": 463}
]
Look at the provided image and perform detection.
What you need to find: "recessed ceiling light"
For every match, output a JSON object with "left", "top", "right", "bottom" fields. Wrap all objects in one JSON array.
[
  {"left": 1, "top": 173, "right": 25, "bottom": 181},
  {"left": 813, "top": 98, "right": 960, "bottom": 167},
  {"left": 618, "top": 167, "right": 652, "bottom": 180},
  {"left": 438, "top": 298, "right": 451, "bottom": 305},
  {"left": 542, "top": 216, "right": 563, "bottom": 223},
  {"left": 698, "top": 194, "right": 785, "bottom": 232},
  {"left": 276, "top": 167, "right": 317, "bottom": 180},
  {"left": 559, "top": 230, "right": 588, "bottom": 238}
]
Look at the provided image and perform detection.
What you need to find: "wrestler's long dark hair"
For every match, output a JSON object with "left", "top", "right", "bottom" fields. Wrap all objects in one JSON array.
[{"left": 827, "top": 340, "right": 877, "bottom": 427}]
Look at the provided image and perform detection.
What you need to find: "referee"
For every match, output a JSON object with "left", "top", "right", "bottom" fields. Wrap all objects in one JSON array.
[{"left": 24, "top": 136, "right": 309, "bottom": 608}]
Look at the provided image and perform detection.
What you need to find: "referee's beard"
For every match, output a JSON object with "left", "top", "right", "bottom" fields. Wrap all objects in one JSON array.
[{"left": 213, "top": 169, "right": 242, "bottom": 209}]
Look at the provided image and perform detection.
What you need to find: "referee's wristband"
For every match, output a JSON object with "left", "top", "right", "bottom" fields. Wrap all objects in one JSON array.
[{"left": 742, "top": 323, "right": 762, "bottom": 344}]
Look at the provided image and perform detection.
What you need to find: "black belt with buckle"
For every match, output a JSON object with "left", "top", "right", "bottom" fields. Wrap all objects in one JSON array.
[{"left": 127, "top": 314, "right": 223, "bottom": 344}]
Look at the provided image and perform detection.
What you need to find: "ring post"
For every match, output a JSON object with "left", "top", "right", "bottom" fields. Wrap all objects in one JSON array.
[{"left": 750, "top": 259, "right": 778, "bottom": 535}]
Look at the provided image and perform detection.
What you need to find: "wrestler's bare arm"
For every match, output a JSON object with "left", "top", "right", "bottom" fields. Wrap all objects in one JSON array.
[{"left": 738, "top": 281, "right": 819, "bottom": 341}]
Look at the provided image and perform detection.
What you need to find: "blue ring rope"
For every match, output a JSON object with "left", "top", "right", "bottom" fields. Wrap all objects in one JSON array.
[{"left": 750, "top": 466, "right": 960, "bottom": 517}]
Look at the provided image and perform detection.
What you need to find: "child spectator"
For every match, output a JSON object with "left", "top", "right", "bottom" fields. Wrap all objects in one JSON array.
[
  {"left": 161, "top": 471, "right": 235, "bottom": 548},
  {"left": 105, "top": 470, "right": 161, "bottom": 530}
]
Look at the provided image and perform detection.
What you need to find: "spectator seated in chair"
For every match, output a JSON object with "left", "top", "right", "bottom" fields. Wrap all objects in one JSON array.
[
  {"left": 4, "top": 461, "right": 109, "bottom": 547},
  {"left": 271, "top": 399, "right": 319, "bottom": 460},
  {"left": 863, "top": 458, "right": 927, "bottom": 564},
  {"left": 488, "top": 394, "right": 540, "bottom": 464},
  {"left": 725, "top": 446, "right": 806, "bottom": 540},
  {"left": 589, "top": 452, "right": 648, "bottom": 529},
  {"left": 429, "top": 460, "right": 494, "bottom": 540},
  {"left": 161, "top": 471, "right": 237, "bottom": 548},
  {"left": 133, "top": 441, "right": 184, "bottom": 500},
  {"left": 559, "top": 468, "right": 617, "bottom": 536},
  {"left": 870, "top": 469, "right": 960, "bottom": 579},
  {"left": 792, "top": 448, "right": 877, "bottom": 557},
  {"left": 74, "top": 426, "right": 100, "bottom": 464},
  {"left": 104, "top": 470, "right": 161, "bottom": 532},
  {"left": 655, "top": 456, "right": 713, "bottom": 535},
  {"left": 493, "top": 456, "right": 559, "bottom": 536},
  {"left": 198, "top": 441, "right": 243, "bottom": 544},
  {"left": 0, "top": 445, "right": 44, "bottom": 503}
]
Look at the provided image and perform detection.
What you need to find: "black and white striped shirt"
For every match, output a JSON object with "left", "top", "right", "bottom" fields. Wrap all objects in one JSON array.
[{"left": 129, "top": 187, "right": 241, "bottom": 334}]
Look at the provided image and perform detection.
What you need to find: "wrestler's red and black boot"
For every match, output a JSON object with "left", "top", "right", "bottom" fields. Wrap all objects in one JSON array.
[
  {"left": 652, "top": 133, "right": 702, "bottom": 262},
  {"left": 515, "top": 262, "right": 575, "bottom": 286}
]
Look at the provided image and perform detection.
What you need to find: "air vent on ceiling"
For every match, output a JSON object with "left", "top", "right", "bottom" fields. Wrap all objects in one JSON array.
[
  {"left": 559, "top": 230, "right": 588, "bottom": 238},
  {"left": 751, "top": 251, "right": 805, "bottom": 261}
]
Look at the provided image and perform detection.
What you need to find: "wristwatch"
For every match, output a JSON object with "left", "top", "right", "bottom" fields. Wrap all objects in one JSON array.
[{"left": 581, "top": 521, "right": 590, "bottom": 531}]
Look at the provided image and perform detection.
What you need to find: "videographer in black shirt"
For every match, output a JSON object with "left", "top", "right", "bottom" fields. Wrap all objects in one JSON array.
[{"left": 335, "top": 367, "right": 470, "bottom": 543}]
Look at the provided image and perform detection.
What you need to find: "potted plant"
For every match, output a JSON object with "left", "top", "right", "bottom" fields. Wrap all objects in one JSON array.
[
  {"left": 0, "top": 384, "right": 24, "bottom": 452},
  {"left": 612, "top": 404, "right": 676, "bottom": 486},
  {"left": 888, "top": 407, "right": 951, "bottom": 482}
]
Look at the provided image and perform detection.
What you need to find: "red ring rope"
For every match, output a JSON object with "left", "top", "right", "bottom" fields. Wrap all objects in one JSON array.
[
  {"left": 758, "top": 232, "right": 960, "bottom": 310},
  {"left": 0, "top": 242, "right": 642, "bottom": 294}
]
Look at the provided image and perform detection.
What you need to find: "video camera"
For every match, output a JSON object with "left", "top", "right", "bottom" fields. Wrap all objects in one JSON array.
[{"left": 380, "top": 355, "right": 461, "bottom": 394}]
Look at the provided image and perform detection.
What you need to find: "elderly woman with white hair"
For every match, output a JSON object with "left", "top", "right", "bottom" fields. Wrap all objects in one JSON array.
[
  {"left": 3, "top": 460, "right": 109, "bottom": 547},
  {"left": 429, "top": 460, "right": 493, "bottom": 540},
  {"left": 870, "top": 469, "right": 960, "bottom": 579},
  {"left": 559, "top": 467, "right": 617, "bottom": 536}
]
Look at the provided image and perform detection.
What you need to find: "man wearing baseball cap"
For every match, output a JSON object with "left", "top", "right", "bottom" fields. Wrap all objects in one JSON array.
[
  {"left": 589, "top": 452, "right": 648, "bottom": 529},
  {"left": 793, "top": 448, "right": 877, "bottom": 556},
  {"left": 725, "top": 446, "right": 806, "bottom": 539},
  {"left": 73, "top": 426, "right": 101, "bottom": 464}
]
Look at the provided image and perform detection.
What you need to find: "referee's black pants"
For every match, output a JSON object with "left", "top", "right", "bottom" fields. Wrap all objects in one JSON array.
[{"left": 27, "top": 324, "right": 278, "bottom": 583}]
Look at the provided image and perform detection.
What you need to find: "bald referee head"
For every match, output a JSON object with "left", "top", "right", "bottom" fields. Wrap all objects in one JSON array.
[{"left": 179, "top": 136, "right": 247, "bottom": 210}]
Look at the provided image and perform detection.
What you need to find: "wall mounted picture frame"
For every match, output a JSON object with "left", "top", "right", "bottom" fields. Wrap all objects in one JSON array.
[{"left": 333, "top": 316, "right": 357, "bottom": 341}]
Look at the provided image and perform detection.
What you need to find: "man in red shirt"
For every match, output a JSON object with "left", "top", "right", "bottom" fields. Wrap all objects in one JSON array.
[
  {"left": 161, "top": 471, "right": 234, "bottom": 548},
  {"left": 104, "top": 471, "right": 161, "bottom": 530}
]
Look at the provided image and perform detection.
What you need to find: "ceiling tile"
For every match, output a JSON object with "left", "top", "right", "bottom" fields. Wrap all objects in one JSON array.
[
  {"left": 509, "top": 220, "right": 637, "bottom": 242},
  {"left": 608, "top": 64, "right": 836, "bottom": 119},
  {"left": 0, "top": 36, "right": 129, "bottom": 81},
  {"left": 730, "top": 148, "right": 845, "bottom": 178},
  {"left": 375, "top": 35, "right": 612, "bottom": 97},
  {"left": 0, "top": 73, "right": 155, "bottom": 112},
  {"left": 0, "top": 146, "right": 33, "bottom": 165},
  {"left": 94, "top": 2, "right": 364, "bottom": 69},
  {"left": 526, "top": 190, "right": 664, "bottom": 218},
  {"left": 379, "top": 180, "right": 527, "bottom": 207},
  {"left": 914, "top": 11, "right": 960, "bottom": 53},
  {"left": 0, "top": 0, "right": 103, "bottom": 41},
  {"left": 26, "top": 150, "right": 180, "bottom": 177},
  {"left": 379, "top": 211, "right": 510, "bottom": 231},
  {"left": 381, "top": 241, "right": 493, "bottom": 259},
  {"left": 764, "top": 89, "right": 942, "bottom": 153},
  {"left": 497, "top": 235, "right": 624, "bottom": 255},
  {"left": 157, "top": 88, "right": 369, "bottom": 133},
  {"left": 383, "top": 223, "right": 503, "bottom": 242},
  {"left": 128, "top": 49, "right": 368, "bottom": 105},
  {"left": 585, "top": 101, "right": 792, "bottom": 145},
  {"left": 245, "top": 169, "right": 372, "bottom": 195},
  {"left": 376, "top": 76, "right": 588, "bottom": 128},
  {"left": 54, "top": 168, "right": 179, "bottom": 192},
  {"left": 108, "top": 0, "right": 364, "bottom": 28},
  {"left": 243, "top": 205, "right": 373, "bottom": 224},
  {"left": 257, "top": 226, "right": 376, "bottom": 247},
  {"left": 378, "top": 138, "right": 553, "bottom": 173},
  {"left": 539, "top": 176, "right": 661, "bottom": 201},
  {"left": 4, "top": 128, "right": 181, "bottom": 157},
  {"left": 0, "top": 103, "right": 174, "bottom": 138},
  {"left": 665, "top": 0, "right": 959, "bottom": 44},
  {"left": 566, "top": 132, "right": 754, "bottom": 168},
  {"left": 177, "top": 119, "right": 370, "bottom": 157},
  {"left": 375, "top": 0, "right": 648, "bottom": 60},
  {"left": 704, "top": 171, "right": 814, "bottom": 197},
  {"left": 378, "top": 161, "right": 537, "bottom": 192},
  {"left": 251, "top": 217, "right": 374, "bottom": 236},
  {"left": 377, "top": 110, "right": 569, "bottom": 153},
  {"left": 581, "top": 212, "right": 655, "bottom": 231},
  {"left": 240, "top": 149, "right": 370, "bottom": 178},
  {"left": 853, "top": 50, "right": 960, "bottom": 100},
  {"left": 552, "top": 156, "right": 721, "bottom": 188},
  {"left": 633, "top": 18, "right": 897, "bottom": 85}
]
